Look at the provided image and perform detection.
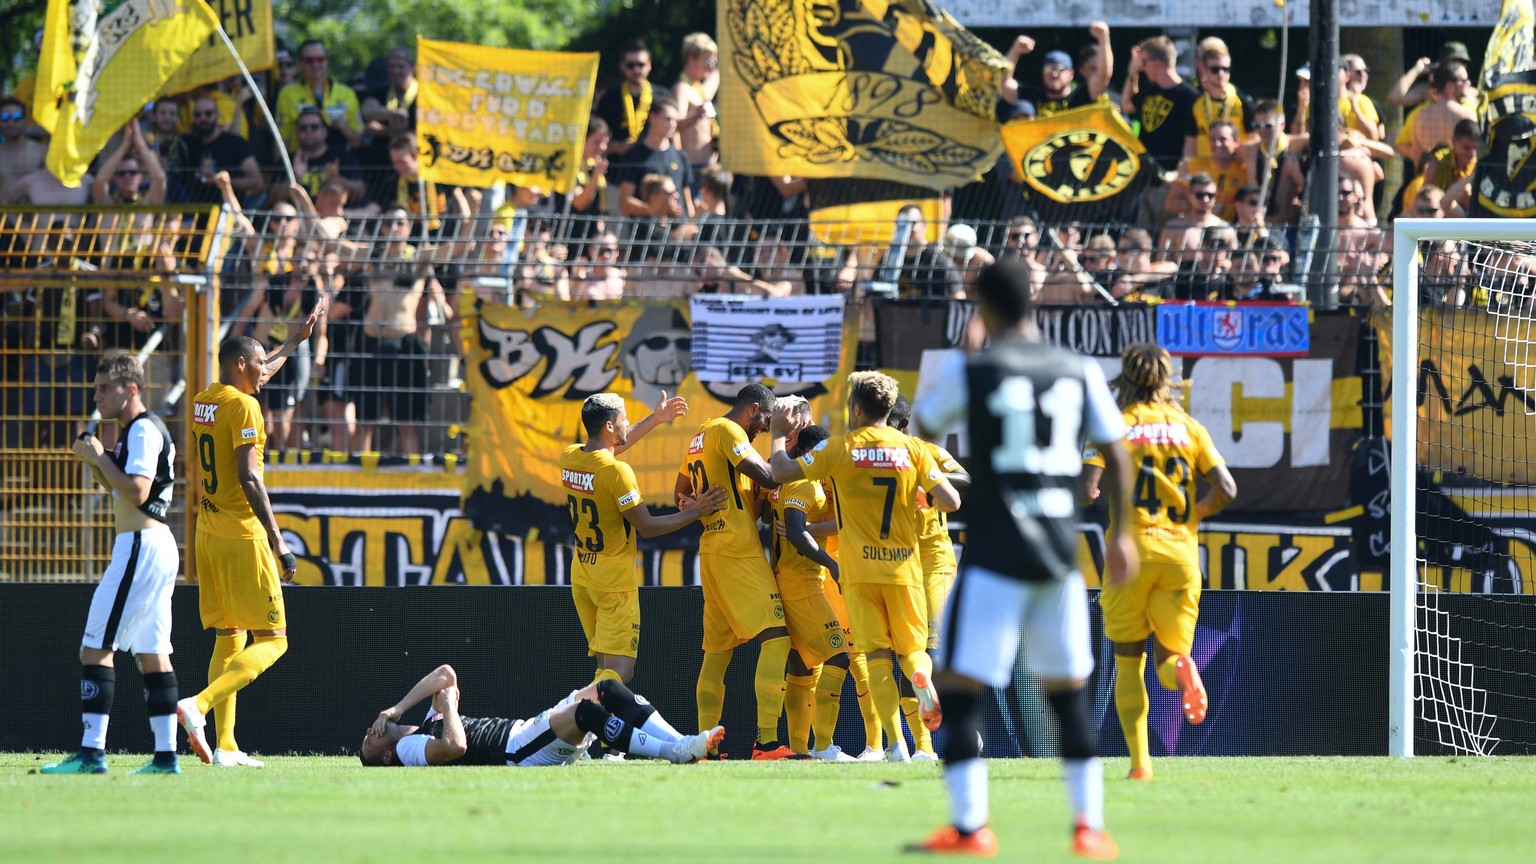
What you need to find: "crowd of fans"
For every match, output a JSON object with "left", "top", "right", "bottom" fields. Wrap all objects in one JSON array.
[{"left": 0, "top": 26, "right": 1519, "bottom": 456}]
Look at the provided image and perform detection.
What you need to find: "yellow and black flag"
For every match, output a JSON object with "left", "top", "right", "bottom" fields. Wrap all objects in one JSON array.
[
  {"left": 35, "top": 0, "right": 220, "bottom": 187},
  {"left": 999, "top": 102, "right": 1152, "bottom": 222},
  {"left": 1475, "top": 0, "right": 1536, "bottom": 217},
  {"left": 718, "top": 0, "right": 1009, "bottom": 190}
]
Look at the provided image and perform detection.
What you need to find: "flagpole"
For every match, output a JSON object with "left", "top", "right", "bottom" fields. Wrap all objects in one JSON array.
[{"left": 209, "top": 23, "right": 296, "bottom": 187}]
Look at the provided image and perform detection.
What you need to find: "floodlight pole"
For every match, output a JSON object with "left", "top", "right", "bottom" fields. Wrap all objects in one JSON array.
[{"left": 1307, "top": 0, "right": 1340, "bottom": 308}]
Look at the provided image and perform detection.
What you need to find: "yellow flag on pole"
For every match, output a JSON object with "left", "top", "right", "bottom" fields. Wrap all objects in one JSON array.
[
  {"left": 35, "top": 0, "right": 221, "bottom": 187},
  {"left": 415, "top": 39, "right": 599, "bottom": 193},
  {"left": 161, "top": 0, "right": 276, "bottom": 95}
]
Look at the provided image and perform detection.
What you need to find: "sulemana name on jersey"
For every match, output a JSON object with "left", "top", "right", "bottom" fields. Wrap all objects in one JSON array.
[{"left": 862, "top": 545, "right": 914, "bottom": 562}]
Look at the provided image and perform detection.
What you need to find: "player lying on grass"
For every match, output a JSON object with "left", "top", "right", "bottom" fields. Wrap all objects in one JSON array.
[{"left": 358, "top": 664, "right": 723, "bottom": 767}]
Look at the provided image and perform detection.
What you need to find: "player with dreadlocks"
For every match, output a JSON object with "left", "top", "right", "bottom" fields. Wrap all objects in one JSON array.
[{"left": 1082, "top": 342, "right": 1237, "bottom": 781}]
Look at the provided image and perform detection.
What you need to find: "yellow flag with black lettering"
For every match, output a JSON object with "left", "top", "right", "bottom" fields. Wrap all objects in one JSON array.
[
  {"left": 718, "top": 0, "right": 1008, "bottom": 190},
  {"left": 35, "top": 0, "right": 220, "bottom": 187},
  {"left": 415, "top": 39, "right": 598, "bottom": 193},
  {"left": 161, "top": 0, "right": 276, "bottom": 94},
  {"left": 1482, "top": 0, "right": 1535, "bottom": 91}
]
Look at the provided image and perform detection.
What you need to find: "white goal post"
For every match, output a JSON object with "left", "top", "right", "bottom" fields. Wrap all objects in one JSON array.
[{"left": 1390, "top": 217, "right": 1536, "bottom": 758}]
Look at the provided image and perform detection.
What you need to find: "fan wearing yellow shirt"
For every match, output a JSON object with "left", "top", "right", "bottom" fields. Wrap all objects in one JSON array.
[
  {"left": 888, "top": 394, "right": 970, "bottom": 760},
  {"left": 179, "top": 307, "right": 326, "bottom": 768},
  {"left": 673, "top": 383, "right": 794, "bottom": 760},
  {"left": 768, "top": 422, "right": 858, "bottom": 761},
  {"left": 1082, "top": 343, "right": 1236, "bottom": 781},
  {"left": 768, "top": 371, "right": 961, "bottom": 762},
  {"left": 562, "top": 393, "right": 727, "bottom": 686}
]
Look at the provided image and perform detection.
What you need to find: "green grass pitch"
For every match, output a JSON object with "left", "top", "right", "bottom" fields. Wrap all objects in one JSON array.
[{"left": 6, "top": 753, "right": 1535, "bottom": 862}]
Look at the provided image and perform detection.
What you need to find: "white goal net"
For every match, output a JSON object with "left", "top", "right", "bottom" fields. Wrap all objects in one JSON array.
[{"left": 1390, "top": 221, "right": 1536, "bottom": 757}]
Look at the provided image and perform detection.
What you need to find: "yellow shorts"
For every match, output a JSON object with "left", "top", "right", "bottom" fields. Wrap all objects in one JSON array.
[
  {"left": 1100, "top": 558, "right": 1202, "bottom": 654},
  {"left": 925, "top": 568, "right": 955, "bottom": 650},
  {"left": 824, "top": 577, "right": 855, "bottom": 653},
  {"left": 571, "top": 584, "right": 640, "bottom": 658},
  {"left": 699, "top": 553, "right": 784, "bottom": 653},
  {"left": 844, "top": 581, "right": 928, "bottom": 657},
  {"left": 195, "top": 532, "right": 286, "bottom": 631},
  {"left": 779, "top": 578, "right": 848, "bottom": 668}
]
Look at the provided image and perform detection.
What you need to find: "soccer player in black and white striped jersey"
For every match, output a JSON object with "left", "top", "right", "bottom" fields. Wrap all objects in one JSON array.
[
  {"left": 911, "top": 260, "right": 1136, "bottom": 859},
  {"left": 43, "top": 355, "right": 182, "bottom": 775}
]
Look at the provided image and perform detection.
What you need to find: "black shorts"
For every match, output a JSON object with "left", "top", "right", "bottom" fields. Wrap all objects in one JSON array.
[{"left": 354, "top": 333, "right": 429, "bottom": 422}]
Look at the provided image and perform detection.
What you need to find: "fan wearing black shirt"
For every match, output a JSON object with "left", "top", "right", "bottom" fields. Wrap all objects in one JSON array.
[
  {"left": 178, "top": 96, "right": 264, "bottom": 205},
  {"left": 617, "top": 93, "right": 695, "bottom": 219},
  {"left": 1122, "top": 36, "right": 1199, "bottom": 173}
]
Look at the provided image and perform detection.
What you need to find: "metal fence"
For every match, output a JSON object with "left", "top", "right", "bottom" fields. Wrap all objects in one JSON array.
[{"left": 0, "top": 200, "right": 1427, "bottom": 582}]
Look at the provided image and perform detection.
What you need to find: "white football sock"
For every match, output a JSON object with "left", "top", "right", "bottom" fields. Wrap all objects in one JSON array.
[
  {"left": 945, "top": 758, "right": 989, "bottom": 833},
  {"left": 1065, "top": 758, "right": 1105, "bottom": 830},
  {"left": 82, "top": 713, "right": 109, "bottom": 751}
]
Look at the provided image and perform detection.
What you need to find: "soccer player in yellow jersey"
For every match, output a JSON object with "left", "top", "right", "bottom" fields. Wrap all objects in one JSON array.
[
  {"left": 674, "top": 383, "right": 794, "bottom": 759},
  {"left": 888, "top": 394, "right": 969, "bottom": 760},
  {"left": 178, "top": 318, "right": 323, "bottom": 767},
  {"left": 1083, "top": 343, "right": 1236, "bottom": 782},
  {"left": 562, "top": 393, "right": 726, "bottom": 686},
  {"left": 768, "top": 371, "right": 961, "bottom": 762},
  {"left": 768, "top": 422, "right": 857, "bottom": 761}
]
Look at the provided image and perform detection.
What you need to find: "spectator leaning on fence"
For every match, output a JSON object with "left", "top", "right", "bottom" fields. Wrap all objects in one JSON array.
[{"left": 1158, "top": 172, "right": 1227, "bottom": 265}]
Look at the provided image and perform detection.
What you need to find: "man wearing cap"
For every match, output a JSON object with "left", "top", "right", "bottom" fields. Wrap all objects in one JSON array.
[{"left": 1017, "top": 50, "right": 1094, "bottom": 117}]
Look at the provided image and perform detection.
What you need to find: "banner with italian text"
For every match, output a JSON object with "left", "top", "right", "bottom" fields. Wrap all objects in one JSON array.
[
  {"left": 460, "top": 299, "right": 858, "bottom": 538},
  {"left": 718, "top": 0, "right": 1009, "bottom": 190},
  {"left": 415, "top": 38, "right": 598, "bottom": 192}
]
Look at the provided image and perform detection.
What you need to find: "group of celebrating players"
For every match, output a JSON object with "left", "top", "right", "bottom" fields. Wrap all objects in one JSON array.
[{"left": 43, "top": 258, "right": 1236, "bottom": 861}]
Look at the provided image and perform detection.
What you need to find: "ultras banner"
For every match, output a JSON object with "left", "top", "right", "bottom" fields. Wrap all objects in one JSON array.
[
  {"left": 891, "top": 304, "right": 1364, "bottom": 512},
  {"left": 460, "top": 299, "right": 859, "bottom": 537}
]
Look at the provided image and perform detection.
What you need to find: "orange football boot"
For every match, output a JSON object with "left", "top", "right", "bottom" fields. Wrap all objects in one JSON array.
[
  {"left": 1173, "top": 655, "right": 1207, "bottom": 725},
  {"left": 905, "top": 825, "right": 999, "bottom": 857},
  {"left": 1072, "top": 821, "right": 1120, "bottom": 860}
]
